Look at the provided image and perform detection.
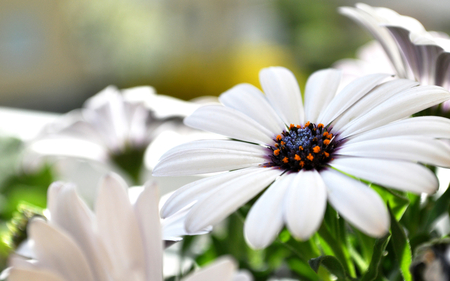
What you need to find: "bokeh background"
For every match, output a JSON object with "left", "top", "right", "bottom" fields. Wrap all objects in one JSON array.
[{"left": 1, "top": 0, "right": 450, "bottom": 275}]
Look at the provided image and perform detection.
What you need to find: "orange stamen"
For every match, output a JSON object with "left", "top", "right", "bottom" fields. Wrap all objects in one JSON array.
[
  {"left": 307, "top": 153, "right": 314, "bottom": 161},
  {"left": 318, "top": 123, "right": 324, "bottom": 129},
  {"left": 324, "top": 152, "right": 329, "bottom": 157},
  {"left": 290, "top": 124, "right": 295, "bottom": 129},
  {"left": 323, "top": 139, "right": 330, "bottom": 145},
  {"left": 299, "top": 161, "right": 304, "bottom": 168},
  {"left": 276, "top": 135, "right": 282, "bottom": 141},
  {"left": 294, "top": 154, "right": 301, "bottom": 161},
  {"left": 323, "top": 132, "right": 329, "bottom": 137},
  {"left": 299, "top": 146, "right": 303, "bottom": 151},
  {"left": 297, "top": 125, "right": 301, "bottom": 129},
  {"left": 274, "top": 143, "right": 279, "bottom": 148},
  {"left": 327, "top": 133, "right": 333, "bottom": 139},
  {"left": 281, "top": 141, "right": 286, "bottom": 145},
  {"left": 313, "top": 146, "right": 321, "bottom": 153},
  {"left": 305, "top": 121, "right": 310, "bottom": 127},
  {"left": 282, "top": 157, "right": 289, "bottom": 163},
  {"left": 274, "top": 149, "right": 280, "bottom": 156}
]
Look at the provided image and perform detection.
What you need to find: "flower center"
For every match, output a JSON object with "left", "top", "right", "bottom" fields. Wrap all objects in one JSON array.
[{"left": 266, "top": 122, "right": 336, "bottom": 172}]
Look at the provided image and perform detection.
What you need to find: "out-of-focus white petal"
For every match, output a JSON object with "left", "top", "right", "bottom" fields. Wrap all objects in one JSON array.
[
  {"left": 337, "top": 136, "right": 450, "bottom": 167},
  {"left": 219, "top": 83, "right": 286, "bottom": 133},
  {"left": 184, "top": 105, "right": 274, "bottom": 145},
  {"left": 331, "top": 157, "right": 438, "bottom": 194},
  {"left": 182, "top": 257, "right": 236, "bottom": 281},
  {"left": 244, "top": 173, "right": 293, "bottom": 249},
  {"left": 304, "top": 69, "right": 341, "bottom": 123},
  {"left": 317, "top": 73, "right": 390, "bottom": 125},
  {"left": 161, "top": 168, "right": 259, "bottom": 218},
  {"left": 320, "top": 169, "right": 389, "bottom": 237},
  {"left": 95, "top": 173, "right": 146, "bottom": 280},
  {"left": 284, "top": 170, "right": 327, "bottom": 240},
  {"left": 8, "top": 268, "right": 65, "bottom": 281},
  {"left": 259, "top": 67, "right": 304, "bottom": 125},
  {"left": 29, "top": 219, "right": 96, "bottom": 281},
  {"left": 134, "top": 181, "right": 163, "bottom": 281},
  {"left": 185, "top": 168, "right": 281, "bottom": 233}
]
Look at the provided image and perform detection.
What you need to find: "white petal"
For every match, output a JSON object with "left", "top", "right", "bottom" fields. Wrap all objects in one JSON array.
[
  {"left": 161, "top": 168, "right": 260, "bottom": 218},
  {"left": 153, "top": 143, "right": 267, "bottom": 176},
  {"left": 48, "top": 184, "right": 111, "bottom": 281},
  {"left": 284, "top": 170, "right": 327, "bottom": 240},
  {"left": 8, "top": 268, "right": 65, "bottom": 281},
  {"left": 161, "top": 208, "right": 212, "bottom": 239},
  {"left": 219, "top": 83, "right": 286, "bottom": 133},
  {"left": 317, "top": 73, "right": 390, "bottom": 125},
  {"left": 320, "top": 169, "right": 389, "bottom": 237},
  {"left": 134, "top": 181, "right": 163, "bottom": 281},
  {"left": 158, "top": 140, "right": 266, "bottom": 161},
  {"left": 259, "top": 67, "right": 304, "bottom": 125},
  {"left": 339, "top": 85, "right": 450, "bottom": 138},
  {"left": 331, "top": 79, "right": 418, "bottom": 132},
  {"left": 337, "top": 136, "right": 450, "bottom": 167},
  {"left": 95, "top": 173, "right": 146, "bottom": 280},
  {"left": 244, "top": 173, "right": 293, "bottom": 249},
  {"left": 185, "top": 168, "right": 282, "bottom": 233},
  {"left": 304, "top": 69, "right": 341, "bottom": 123},
  {"left": 347, "top": 116, "right": 450, "bottom": 143},
  {"left": 184, "top": 105, "right": 274, "bottom": 144},
  {"left": 182, "top": 257, "right": 236, "bottom": 281},
  {"left": 331, "top": 157, "right": 438, "bottom": 194},
  {"left": 29, "top": 219, "right": 96, "bottom": 281}
]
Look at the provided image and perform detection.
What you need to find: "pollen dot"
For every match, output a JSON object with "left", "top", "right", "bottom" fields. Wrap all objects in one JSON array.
[
  {"left": 323, "top": 139, "right": 330, "bottom": 145},
  {"left": 276, "top": 135, "right": 282, "bottom": 141},
  {"left": 282, "top": 157, "right": 289, "bottom": 163},
  {"left": 307, "top": 154, "right": 314, "bottom": 161},
  {"left": 294, "top": 154, "right": 301, "bottom": 161},
  {"left": 313, "top": 146, "right": 321, "bottom": 153},
  {"left": 274, "top": 149, "right": 280, "bottom": 156}
]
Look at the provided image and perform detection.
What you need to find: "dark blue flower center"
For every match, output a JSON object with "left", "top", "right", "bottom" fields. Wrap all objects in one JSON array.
[{"left": 266, "top": 122, "right": 337, "bottom": 172}]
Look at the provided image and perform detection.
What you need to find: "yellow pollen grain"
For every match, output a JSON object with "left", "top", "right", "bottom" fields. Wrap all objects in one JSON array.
[
  {"left": 274, "top": 149, "right": 280, "bottom": 156},
  {"left": 323, "top": 139, "right": 330, "bottom": 145},
  {"left": 324, "top": 152, "right": 329, "bottom": 157},
  {"left": 323, "top": 132, "right": 329, "bottom": 137},
  {"left": 276, "top": 135, "right": 282, "bottom": 141},
  {"left": 297, "top": 125, "right": 301, "bottom": 129},
  {"left": 307, "top": 153, "right": 314, "bottom": 161},
  {"left": 299, "top": 161, "right": 304, "bottom": 167},
  {"left": 305, "top": 121, "right": 310, "bottom": 127},
  {"left": 318, "top": 123, "right": 324, "bottom": 129},
  {"left": 299, "top": 146, "right": 303, "bottom": 151},
  {"left": 282, "top": 157, "right": 289, "bottom": 163},
  {"left": 327, "top": 134, "right": 333, "bottom": 139},
  {"left": 281, "top": 141, "right": 286, "bottom": 145},
  {"left": 294, "top": 154, "right": 301, "bottom": 161},
  {"left": 290, "top": 124, "right": 295, "bottom": 129},
  {"left": 313, "top": 146, "right": 321, "bottom": 153}
]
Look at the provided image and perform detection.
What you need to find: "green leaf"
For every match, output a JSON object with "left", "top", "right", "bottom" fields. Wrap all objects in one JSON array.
[
  {"left": 422, "top": 183, "right": 450, "bottom": 231},
  {"left": 287, "top": 258, "right": 321, "bottom": 281},
  {"left": 361, "top": 234, "right": 390, "bottom": 281},
  {"left": 371, "top": 184, "right": 409, "bottom": 220},
  {"left": 388, "top": 205, "right": 412, "bottom": 281},
  {"left": 309, "top": 255, "right": 347, "bottom": 280}
]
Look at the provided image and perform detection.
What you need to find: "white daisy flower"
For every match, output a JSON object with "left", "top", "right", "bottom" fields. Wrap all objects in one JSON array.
[
  {"left": 153, "top": 66, "right": 450, "bottom": 249},
  {"left": 339, "top": 3, "right": 450, "bottom": 111},
  {"left": 6, "top": 174, "right": 246, "bottom": 281},
  {"left": 25, "top": 85, "right": 205, "bottom": 183}
]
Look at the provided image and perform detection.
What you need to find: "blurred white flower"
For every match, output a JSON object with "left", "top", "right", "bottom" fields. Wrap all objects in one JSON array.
[
  {"left": 339, "top": 3, "right": 450, "bottom": 111},
  {"left": 154, "top": 66, "right": 450, "bottom": 249},
  {"left": 24, "top": 86, "right": 214, "bottom": 187},
  {"left": 7, "top": 174, "right": 246, "bottom": 281}
]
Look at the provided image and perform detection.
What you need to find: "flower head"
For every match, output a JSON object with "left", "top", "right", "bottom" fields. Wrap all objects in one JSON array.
[
  {"left": 154, "top": 66, "right": 450, "bottom": 249},
  {"left": 6, "top": 174, "right": 244, "bottom": 281},
  {"left": 339, "top": 3, "right": 450, "bottom": 111}
]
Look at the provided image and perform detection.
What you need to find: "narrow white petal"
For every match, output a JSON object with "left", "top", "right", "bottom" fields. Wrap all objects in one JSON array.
[
  {"left": 331, "top": 157, "right": 438, "bottom": 194},
  {"left": 285, "top": 170, "right": 327, "bottom": 240},
  {"left": 49, "top": 184, "right": 111, "bottom": 281},
  {"left": 161, "top": 168, "right": 260, "bottom": 218},
  {"left": 317, "top": 73, "right": 390, "bottom": 125},
  {"left": 158, "top": 140, "right": 266, "bottom": 162},
  {"left": 331, "top": 79, "right": 418, "bottom": 132},
  {"left": 259, "top": 67, "right": 304, "bottom": 125},
  {"left": 244, "top": 173, "right": 293, "bottom": 249},
  {"left": 95, "top": 173, "right": 146, "bottom": 280},
  {"left": 219, "top": 83, "right": 286, "bottom": 133},
  {"left": 304, "top": 69, "right": 341, "bottom": 123},
  {"left": 320, "top": 169, "right": 389, "bottom": 237},
  {"left": 347, "top": 116, "right": 450, "bottom": 143},
  {"left": 8, "top": 268, "right": 65, "bottom": 281},
  {"left": 184, "top": 105, "right": 274, "bottom": 144},
  {"left": 339, "top": 86, "right": 450, "bottom": 138},
  {"left": 337, "top": 136, "right": 450, "bottom": 167},
  {"left": 29, "top": 219, "right": 96, "bottom": 281},
  {"left": 182, "top": 257, "right": 236, "bottom": 281},
  {"left": 134, "top": 181, "right": 163, "bottom": 281},
  {"left": 161, "top": 208, "right": 212, "bottom": 239},
  {"left": 185, "top": 168, "right": 282, "bottom": 233},
  {"left": 153, "top": 145, "right": 267, "bottom": 176}
]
